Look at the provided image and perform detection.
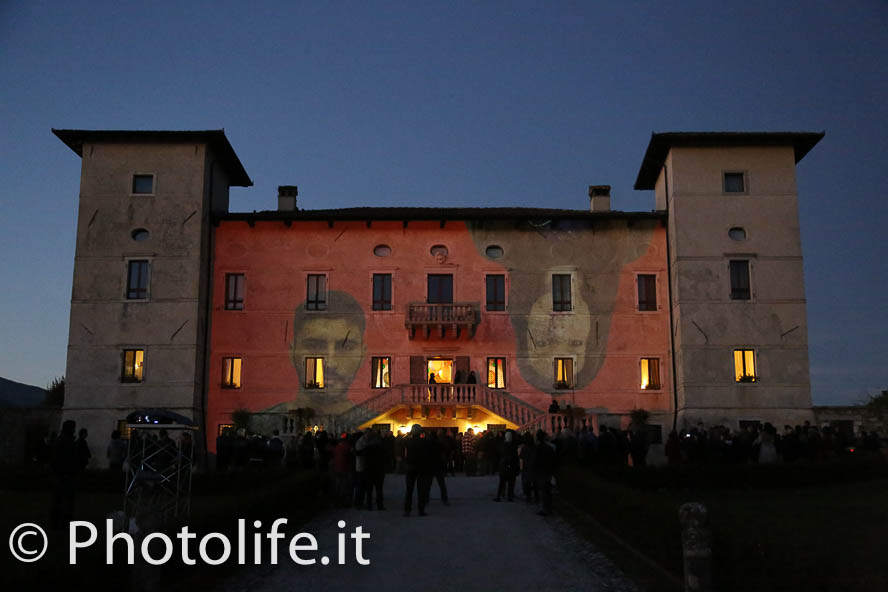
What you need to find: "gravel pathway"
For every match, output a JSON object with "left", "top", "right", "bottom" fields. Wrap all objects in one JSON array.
[{"left": 224, "top": 474, "right": 639, "bottom": 592}]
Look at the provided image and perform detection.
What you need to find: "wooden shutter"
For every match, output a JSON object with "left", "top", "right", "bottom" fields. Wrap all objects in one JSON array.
[
  {"left": 455, "top": 356, "right": 470, "bottom": 380},
  {"left": 410, "top": 356, "right": 426, "bottom": 384}
]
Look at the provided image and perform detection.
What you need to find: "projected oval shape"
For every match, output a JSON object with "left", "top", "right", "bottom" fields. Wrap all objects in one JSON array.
[
  {"left": 728, "top": 227, "right": 747, "bottom": 241},
  {"left": 373, "top": 244, "right": 392, "bottom": 257},
  {"left": 430, "top": 244, "right": 448, "bottom": 257}
]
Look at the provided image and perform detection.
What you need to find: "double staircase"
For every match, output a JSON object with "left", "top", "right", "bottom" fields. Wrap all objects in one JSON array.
[{"left": 335, "top": 383, "right": 547, "bottom": 431}]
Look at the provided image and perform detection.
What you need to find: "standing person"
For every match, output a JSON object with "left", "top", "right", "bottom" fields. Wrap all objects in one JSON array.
[
  {"left": 76, "top": 428, "right": 91, "bottom": 470},
  {"left": 362, "top": 429, "right": 386, "bottom": 511},
  {"left": 493, "top": 430, "right": 519, "bottom": 502},
  {"left": 429, "top": 432, "right": 450, "bottom": 506},
  {"left": 462, "top": 428, "right": 477, "bottom": 476},
  {"left": 107, "top": 430, "right": 127, "bottom": 474},
  {"left": 268, "top": 430, "right": 285, "bottom": 466},
  {"left": 353, "top": 430, "right": 367, "bottom": 509},
  {"left": 534, "top": 430, "right": 556, "bottom": 516},
  {"left": 403, "top": 425, "right": 432, "bottom": 516},
  {"left": 331, "top": 432, "right": 352, "bottom": 507},
  {"left": 519, "top": 432, "right": 537, "bottom": 503},
  {"left": 51, "top": 420, "right": 80, "bottom": 529}
]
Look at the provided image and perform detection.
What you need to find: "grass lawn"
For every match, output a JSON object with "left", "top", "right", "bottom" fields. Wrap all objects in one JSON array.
[{"left": 556, "top": 457, "right": 888, "bottom": 592}]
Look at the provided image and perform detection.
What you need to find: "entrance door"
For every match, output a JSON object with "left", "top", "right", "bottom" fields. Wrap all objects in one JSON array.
[{"left": 427, "top": 274, "right": 454, "bottom": 304}]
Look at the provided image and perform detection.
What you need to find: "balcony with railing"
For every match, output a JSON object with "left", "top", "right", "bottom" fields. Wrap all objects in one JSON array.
[{"left": 405, "top": 302, "right": 479, "bottom": 339}]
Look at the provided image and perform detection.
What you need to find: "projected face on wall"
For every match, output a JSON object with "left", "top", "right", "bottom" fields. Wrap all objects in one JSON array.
[
  {"left": 288, "top": 290, "right": 366, "bottom": 415},
  {"left": 468, "top": 219, "right": 655, "bottom": 394}
]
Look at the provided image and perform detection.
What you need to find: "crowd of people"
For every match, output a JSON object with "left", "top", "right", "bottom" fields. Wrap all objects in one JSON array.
[{"left": 216, "top": 424, "right": 560, "bottom": 516}]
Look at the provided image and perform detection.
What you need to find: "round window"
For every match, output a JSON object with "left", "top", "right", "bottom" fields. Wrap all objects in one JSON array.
[
  {"left": 373, "top": 244, "right": 392, "bottom": 257},
  {"left": 485, "top": 245, "right": 504, "bottom": 259},
  {"left": 131, "top": 228, "right": 150, "bottom": 242},
  {"left": 430, "top": 244, "right": 448, "bottom": 257},
  {"left": 728, "top": 227, "right": 747, "bottom": 241}
]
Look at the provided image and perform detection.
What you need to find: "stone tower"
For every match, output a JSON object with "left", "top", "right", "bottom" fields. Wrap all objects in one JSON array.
[
  {"left": 53, "top": 129, "right": 251, "bottom": 465},
  {"left": 635, "top": 132, "right": 823, "bottom": 429}
]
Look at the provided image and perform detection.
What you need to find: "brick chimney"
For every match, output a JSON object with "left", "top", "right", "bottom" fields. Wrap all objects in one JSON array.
[
  {"left": 278, "top": 185, "right": 298, "bottom": 211},
  {"left": 589, "top": 185, "right": 611, "bottom": 212}
]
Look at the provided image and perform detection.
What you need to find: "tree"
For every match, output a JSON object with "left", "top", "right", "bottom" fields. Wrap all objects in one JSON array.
[
  {"left": 865, "top": 390, "right": 888, "bottom": 422},
  {"left": 231, "top": 408, "right": 252, "bottom": 434},
  {"left": 45, "top": 376, "right": 64, "bottom": 407}
]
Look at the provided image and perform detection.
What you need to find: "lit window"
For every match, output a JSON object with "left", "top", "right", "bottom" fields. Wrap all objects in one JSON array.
[
  {"left": 126, "top": 260, "right": 149, "bottom": 299},
  {"left": 552, "top": 274, "right": 572, "bottom": 312},
  {"left": 487, "top": 358, "right": 506, "bottom": 389},
  {"left": 225, "top": 274, "right": 245, "bottom": 310},
  {"left": 222, "top": 357, "right": 242, "bottom": 388},
  {"left": 132, "top": 174, "right": 154, "bottom": 194},
  {"left": 637, "top": 274, "right": 657, "bottom": 311},
  {"left": 724, "top": 172, "right": 746, "bottom": 193},
  {"left": 486, "top": 275, "right": 505, "bottom": 311},
  {"left": 116, "top": 420, "right": 132, "bottom": 440},
  {"left": 305, "top": 357, "right": 325, "bottom": 388},
  {"left": 730, "top": 260, "right": 751, "bottom": 300},
  {"left": 371, "top": 357, "right": 391, "bottom": 388},
  {"left": 122, "top": 349, "right": 144, "bottom": 383},
  {"left": 372, "top": 274, "right": 392, "bottom": 310},
  {"left": 217, "top": 424, "right": 234, "bottom": 437},
  {"left": 734, "top": 349, "right": 757, "bottom": 382},
  {"left": 554, "top": 358, "right": 573, "bottom": 389},
  {"left": 640, "top": 358, "right": 661, "bottom": 390},
  {"left": 306, "top": 275, "right": 327, "bottom": 310}
]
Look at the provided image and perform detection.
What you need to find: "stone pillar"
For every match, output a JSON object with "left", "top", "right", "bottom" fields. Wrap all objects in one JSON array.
[{"left": 679, "top": 502, "right": 712, "bottom": 592}]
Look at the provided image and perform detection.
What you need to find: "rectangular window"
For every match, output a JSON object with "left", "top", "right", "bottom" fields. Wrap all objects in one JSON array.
[
  {"left": 126, "top": 260, "right": 149, "bottom": 300},
  {"left": 486, "top": 275, "right": 506, "bottom": 311},
  {"left": 217, "top": 423, "right": 234, "bottom": 437},
  {"left": 734, "top": 349, "right": 757, "bottom": 382},
  {"left": 132, "top": 174, "right": 154, "bottom": 194},
  {"left": 371, "top": 357, "right": 391, "bottom": 388},
  {"left": 222, "top": 357, "right": 242, "bottom": 388},
  {"left": 730, "top": 260, "right": 751, "bottom": 300},
  {"left": 637, "top": 274, "right": 657, "bottom": 311},
  {"left": 122, "top": 349, "right": 144, "bottom": 383},
  {"left": 487, "top": 357, "right": 506, "bottom": 389},
  {"left": 427, "top": 274, "right": 454, "bottom": 304},
  {"left": 640, "top": 358, "right": 661, "bottom": 390},
  {"left": 225, "top": 273, "right": 245, "bottom": 310},
  {"left": 372, "top": 274, "right": 392, "bottom": 311},
  {"left": 305, "top": 357, "right": 325, "bottom": 388},
  {"left": 552, "top": 274, "right": 572, "bottom": 311},
  {"left": 116, "top": 420, "right": 132, "bottom": 440},
  {"left": 724, "top": 172, "right": 746, "bottom": 193},
  {"left": 306, "top": 275, "right": 327, "bottom": 310},
  {"left": 554, "top": 358, "right": 573, "bottom": 389}
]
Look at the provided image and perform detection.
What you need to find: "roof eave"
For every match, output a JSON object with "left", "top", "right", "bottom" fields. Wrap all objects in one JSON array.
[
  {"left": 633, "top": 131, "right": 825, "bottom": 190},
  {"left": 51, "top": 128, "right": 253, "bottom": 187}
]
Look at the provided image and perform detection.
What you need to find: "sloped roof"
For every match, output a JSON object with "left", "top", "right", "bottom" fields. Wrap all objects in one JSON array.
[
  {"left": 52, "top": 128, "right": 253, "bottom": 187},
  {"left": 634, "top": 131, "right": 824, "bottom": 190}
]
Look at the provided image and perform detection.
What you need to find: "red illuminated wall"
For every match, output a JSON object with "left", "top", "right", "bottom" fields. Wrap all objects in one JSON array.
[{"left": 206, "top": 217, "right": 671, "bottom": 451}]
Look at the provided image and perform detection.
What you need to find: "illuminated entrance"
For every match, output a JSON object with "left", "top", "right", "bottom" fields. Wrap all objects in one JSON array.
[{"left": 427, "top": 358, "right": 453, "bottom": 383}]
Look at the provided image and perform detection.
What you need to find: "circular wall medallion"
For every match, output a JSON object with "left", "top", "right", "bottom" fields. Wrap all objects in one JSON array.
[{"left": 373, "top": 244, "right": 392, "bottom": 257}]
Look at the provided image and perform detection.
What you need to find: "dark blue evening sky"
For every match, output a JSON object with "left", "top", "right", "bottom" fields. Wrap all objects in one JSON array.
[{"left": 1, "top": 1, "right": 885, "bottom": 404}]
